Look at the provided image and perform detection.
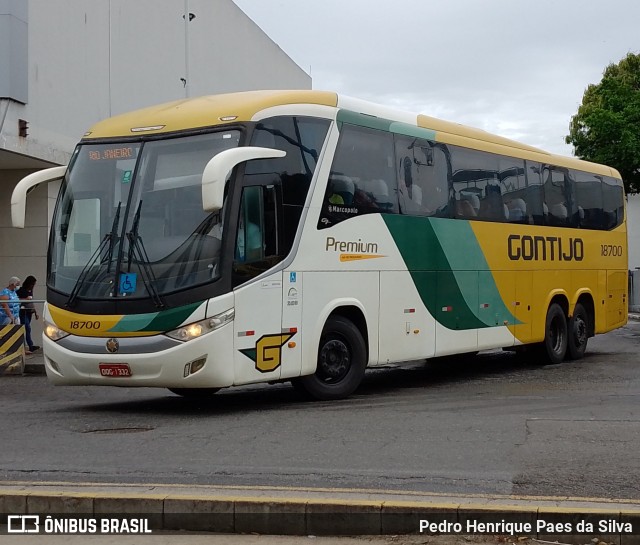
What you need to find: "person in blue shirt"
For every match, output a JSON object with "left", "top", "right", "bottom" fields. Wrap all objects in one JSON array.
[{"left": 0, "top": 276, "right": 21, "bottom": 326}]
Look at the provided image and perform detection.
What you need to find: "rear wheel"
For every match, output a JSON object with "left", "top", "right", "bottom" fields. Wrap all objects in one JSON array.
[
  {"left": 542, "top": 303, "right": 568, "bottom": 364},
  {"left": 168, "top": 388, "right": 219, "bottom": 399},
  {"left": 567, "top": 302, "right": 589, "bottom": 360},
  {"left": 292, "top": 316, "right": 366, "bottom": 401}
]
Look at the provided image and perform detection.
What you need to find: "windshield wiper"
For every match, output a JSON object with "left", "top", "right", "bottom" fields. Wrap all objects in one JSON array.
[
  {"left": 66, "top": 202, "right": 122, "bottom": 308},
  {"left": 126, "top": 201, "right": 164, "bottom": 308}
]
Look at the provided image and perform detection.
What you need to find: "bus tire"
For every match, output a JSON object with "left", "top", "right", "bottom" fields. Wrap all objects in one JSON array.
[
  {"left": 168, "top": 388, "right": 219, "bottom": 398},
  {"left": 293, "top": 316, "right": 367, "bottom": 401},
  {"left": 543, "top": 303, "right": 568, "bottom": 364},
  {"left": 567, "top": 302, "right": 588, "bottom": 360}
]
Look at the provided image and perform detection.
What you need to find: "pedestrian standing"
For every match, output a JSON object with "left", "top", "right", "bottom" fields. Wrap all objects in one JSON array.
[
  {"left": 17, "top": 275, "right": 40, "bottom": 353},
  {"left": 0, "top": 276, "right": 21, "bottom": 326}
]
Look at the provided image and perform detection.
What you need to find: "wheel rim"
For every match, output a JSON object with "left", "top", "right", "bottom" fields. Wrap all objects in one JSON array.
[
  {"left": 549, "top": 315, "right": 565, "bottom": 354},
  {"left": 572, "top": 314, "right": 587, "bottom": 349},
  {"left": 318, "top": 338, "right": 350, "bottom": 383}
]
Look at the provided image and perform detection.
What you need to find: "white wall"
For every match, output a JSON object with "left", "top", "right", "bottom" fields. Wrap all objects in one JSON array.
[{"left": 20, "top": 0, "right": 310, "bottom": 157}]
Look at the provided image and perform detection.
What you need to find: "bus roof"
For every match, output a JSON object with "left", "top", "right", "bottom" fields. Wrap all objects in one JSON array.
[
  {"left": 83, "top": 89, "right": 620, "bottom": 179},
  {"left": 84, "top": 90, "right": 339, "bottom": 139}
]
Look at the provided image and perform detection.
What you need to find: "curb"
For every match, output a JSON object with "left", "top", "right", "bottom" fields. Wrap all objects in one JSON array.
[{"left": 1, "top": 482, "right": 639, "bottom": 539}]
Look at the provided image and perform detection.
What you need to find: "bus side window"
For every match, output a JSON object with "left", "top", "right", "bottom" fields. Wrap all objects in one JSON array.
[
  {"left": 602, "top": 176, "right": 624, "bottom": 229},
  {"left": 573, "top": 170, "right": 603, "bottom": 229},
  {"left": 233, "top": 185, "right": 281, "bottom": 286},
  {"left": 394, "top": 136, "right": 450, "bottom": 217},
  {"left": 319, "top": 124, "right": 397, "bottom": 229},
  {"left": 524, "top": 161, "right": 545, "bottom": 225},
  {"left": 543, "top": 167, "right": 577, "bottom": 227},
  {"left": 235, "top": 186, "right": 264, "bottom": 263}
]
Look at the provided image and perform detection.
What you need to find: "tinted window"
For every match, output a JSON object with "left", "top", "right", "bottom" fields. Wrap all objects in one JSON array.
[
  {"left": 319, "top": 124, "right": 397, "bottom": 228},
  {"left": 451, "top": 147, "right": 506, "bottom": 222},
  {"left": 524, "top": 161, "right": 545, "bottom": 225},
  {"left": 499, "top": 157, "right": 529, "bottom": 224},
  {"left": 602, "top": 176, "right": 624, "bottom": 229},
  {"left": 246, "top": 116, "right": 330, "bottom": 250},
  {"left": 574, "top": 170, "right": 604, "bottom": 229},
  {"left": 232, "top": 185, "right": 280, "bottom": 287},
  {"left": 543, "top": 166, "right": 577, "bottom": 227},
  {"left": 394, "top": 136, "right": 450, "bottom": 217}
]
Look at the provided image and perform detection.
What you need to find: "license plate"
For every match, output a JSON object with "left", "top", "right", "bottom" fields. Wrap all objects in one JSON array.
[{"left": 99, "top": 363, "right": 132, "bottom": 377}]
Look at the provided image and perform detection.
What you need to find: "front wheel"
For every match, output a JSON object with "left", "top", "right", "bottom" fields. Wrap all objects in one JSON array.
[
  {"left": 168, "top": 388, "right": 219, "bottom": 399},
  {"left": 292, "top": 316, "right": 367, "bottom": 401},
  {"left": 567, "top": 302, "right": 589, "bottom": 360},
  {"left": 542, "top": 303, "right": 568, "bottom": 364}
]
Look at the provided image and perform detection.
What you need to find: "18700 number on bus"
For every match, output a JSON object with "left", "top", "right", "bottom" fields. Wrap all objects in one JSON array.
[
  {"left": 69, "top": 321, "right": 101, "bottom": 330},
  {"left": 601, "top": 244, "right": 623, "bottom": 257}
]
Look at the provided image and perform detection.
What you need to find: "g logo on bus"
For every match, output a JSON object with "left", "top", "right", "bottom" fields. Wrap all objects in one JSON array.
[
  {"left": 105, "top": 338, "right": 120, "bottom": 353},
  {"left": 240, "top": 333, "right": 295, "bottom": 373}
]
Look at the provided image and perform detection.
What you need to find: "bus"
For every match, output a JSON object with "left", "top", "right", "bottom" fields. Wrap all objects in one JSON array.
[{"left": 11, "top": 90, "right": 628, "bottom": 400}]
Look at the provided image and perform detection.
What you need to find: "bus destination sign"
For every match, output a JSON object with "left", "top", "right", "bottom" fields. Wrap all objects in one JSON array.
[{"left": 88, "top": 147, "right": 135, "bottom": 161}]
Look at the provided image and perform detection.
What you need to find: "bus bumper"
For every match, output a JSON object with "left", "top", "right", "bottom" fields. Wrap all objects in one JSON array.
[{"left": 41, "top": 324, "right": 235, "bottom": 389}]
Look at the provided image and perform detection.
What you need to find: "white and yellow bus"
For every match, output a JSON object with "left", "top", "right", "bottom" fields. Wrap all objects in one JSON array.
[{"left": 11, "top": 90, "right": 628, "bottom": 400}]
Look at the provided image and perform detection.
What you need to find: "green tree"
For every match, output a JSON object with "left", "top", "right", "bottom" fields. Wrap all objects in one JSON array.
[{"left": 566, "top": 52, "right": 640, "bottom": 194}]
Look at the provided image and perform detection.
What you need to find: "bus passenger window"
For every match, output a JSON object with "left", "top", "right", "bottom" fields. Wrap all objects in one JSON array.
[
  {"left": 543, "top": 167, "right": 573, "bottom": 227},
  {"left": 394, "top": 136, "right": 449, "bottom": 218},
  {"left": 602, "top": 176, "right": 624, "bottom": 229},
  {"left": 318, "top": 124, "right": 398, "bottom": 228}
]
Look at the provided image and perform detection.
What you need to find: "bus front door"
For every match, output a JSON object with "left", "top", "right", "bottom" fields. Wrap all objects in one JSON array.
[{"left": 233, "top": 271, "right": 284, "bottom": 385}]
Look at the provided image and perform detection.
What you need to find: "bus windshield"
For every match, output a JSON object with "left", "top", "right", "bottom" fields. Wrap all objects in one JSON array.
[{"left": 49, "top": 130, "right": 241, "bottom": 302}]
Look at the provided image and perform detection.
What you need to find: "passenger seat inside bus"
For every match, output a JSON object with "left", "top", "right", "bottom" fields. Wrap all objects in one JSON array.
[
  {"left": 328, "top": 175, "right": 355, "bottom": 205},
  {"left": 506, "top": 198, "right": 527, "bottom": 221},
  {"left": 367, "top": 179, "right": 395, "bottom": 211},
  {"left": 456, "top": 193, "right": 479, "bottom": 217}
]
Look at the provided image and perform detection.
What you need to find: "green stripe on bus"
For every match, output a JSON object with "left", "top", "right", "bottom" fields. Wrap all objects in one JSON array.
[
  {"left": 336, "top": 110, "right": 436, "bottom": 141},
  {"left": 108, "top": 302, "right": 201, "bottom": 333},
  {"left": 142, "top": 302, "right": 202, "bottom": 332},
  {"left": 337, "top": 110, "right": 393, "bottom": 131},
  {"left": 382, "top": 216, "right": 518, "bottom": 329}
]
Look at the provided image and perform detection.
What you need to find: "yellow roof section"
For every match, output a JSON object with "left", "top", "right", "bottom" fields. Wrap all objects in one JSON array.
[
  {"left": 418, "top": 114, "right": 544, "bottom": 154},
  {"left": 84, "top": 90, "right": 338, "bottom": 138},
  {"left": 418, "top": 114, "right": 616, "bottom": 177}
]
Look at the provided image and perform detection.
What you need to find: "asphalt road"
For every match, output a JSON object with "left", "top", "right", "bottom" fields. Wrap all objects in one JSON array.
[{"left": 1, "top": 321, "right": 639, "bottom": 500}]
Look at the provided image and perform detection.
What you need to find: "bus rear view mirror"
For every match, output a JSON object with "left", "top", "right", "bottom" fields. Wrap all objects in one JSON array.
[
  {"left": 201, "top": 147, "right": 286, "bottom": 212},
  {"left": 11, "top": 166, "right": 67, "bottom": 228}
]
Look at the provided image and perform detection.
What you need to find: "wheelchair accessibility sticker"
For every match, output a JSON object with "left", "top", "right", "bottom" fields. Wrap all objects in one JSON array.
[{"left": 119, "top": 273, "right": 137, "bottom": 294}]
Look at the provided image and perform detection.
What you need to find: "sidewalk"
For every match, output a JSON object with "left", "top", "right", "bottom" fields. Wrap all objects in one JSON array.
[
  {"left": 1, "top": 481, "right": 639, "bottom": 538},
  {"left": 23, "top": 349, "right": 45, "bottom": 376}
]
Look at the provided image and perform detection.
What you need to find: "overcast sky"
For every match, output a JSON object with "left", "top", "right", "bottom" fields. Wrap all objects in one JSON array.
[{"left": 232, "top": 0, "right": 639, "bottom": 157}]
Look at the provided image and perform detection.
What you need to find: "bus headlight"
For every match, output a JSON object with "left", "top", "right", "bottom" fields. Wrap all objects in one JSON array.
[
  {"left": 166, "top": 308, "right": 234, "bottom": 342},
  {"left": 44, "top": 320, "right": 70, "bottom": 341}
]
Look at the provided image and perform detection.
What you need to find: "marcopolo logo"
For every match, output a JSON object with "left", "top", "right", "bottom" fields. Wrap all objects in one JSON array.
[
  {"left": 325, "top": 236, "right": 384, "bottom": 262},
  {"left": 507, "top": 234, "right": 584, "bottom": 262}
]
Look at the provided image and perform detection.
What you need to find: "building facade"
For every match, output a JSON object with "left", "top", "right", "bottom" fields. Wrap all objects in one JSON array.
[{"left": 0, "top": 0, "right": 311, "bottom": 338}]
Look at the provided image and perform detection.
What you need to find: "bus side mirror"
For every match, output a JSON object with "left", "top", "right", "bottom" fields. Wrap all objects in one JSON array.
[
  {"left": 11, "top": 166, "right": 67, "bottom": 228},
  {"left": 201, "top": 147, "right": 286, "bottom": 212}
]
